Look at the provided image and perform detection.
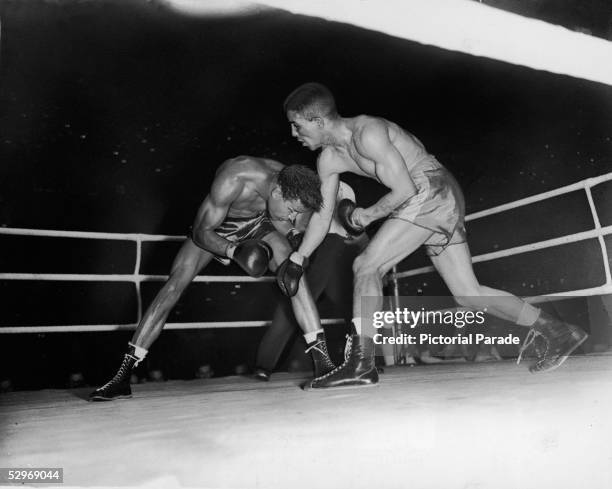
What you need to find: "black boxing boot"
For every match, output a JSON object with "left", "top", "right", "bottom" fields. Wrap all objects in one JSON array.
[
  {"left": 89, "top": 344, "right": 143, "bottom": 401},
  {"left": 306, "top": 335, "right": 379, "bottom": 389},
  {"left": 304, "top": 332, "right": 336, "bottom": 378},
  {"left": 517, "top": 310, "right": 588, "bottom": 373}
]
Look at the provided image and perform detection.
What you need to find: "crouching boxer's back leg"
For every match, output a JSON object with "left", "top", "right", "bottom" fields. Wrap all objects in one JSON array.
[
  {"left": 89, "top": 240, "right": 213, "bottom": 401},
  {"left": 262, "top": 231, "right": 336, "bottom": 380}
]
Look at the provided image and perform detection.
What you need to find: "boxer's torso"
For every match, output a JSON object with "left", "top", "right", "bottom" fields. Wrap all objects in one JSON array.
[{"left": 213, "top": 156, "right": 283, "bottom": 218}]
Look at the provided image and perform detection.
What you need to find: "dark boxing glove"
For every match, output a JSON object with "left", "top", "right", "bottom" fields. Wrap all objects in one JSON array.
[
  {"left": 228, "top": 239, "right": 273, "bottom": 278},
  {"left": 277, "top": 252, "right": 306, "bottom": 297},
  {"left": 337, "top": 199, "right": 365, "bottom": 236},
  {"left": 286, "top": 229, "right": 304, "bottom": 251}
]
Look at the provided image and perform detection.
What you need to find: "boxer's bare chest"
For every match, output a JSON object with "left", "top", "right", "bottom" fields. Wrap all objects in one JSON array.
[{"left": 331, "top": 145, "right": 379, "bottom": 182}]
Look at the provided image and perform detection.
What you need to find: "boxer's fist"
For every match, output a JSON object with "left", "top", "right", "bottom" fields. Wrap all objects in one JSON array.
[
  {"left": 228, "top": 239, "right": 273, "bottom": 278},
  {"left": 277, "top": 252, "right": 306, "bottom": 297},
  {"left": 337, "top": 199, "right": 365, "bottom": 236}
]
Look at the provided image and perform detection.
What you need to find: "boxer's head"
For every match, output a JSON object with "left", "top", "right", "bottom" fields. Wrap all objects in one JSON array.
[
  {"left": 268, "top": 165, "right": 322, "bottom": 223},
  {"left": 284, "top": 82, "right": 338, "bottom": 151}
]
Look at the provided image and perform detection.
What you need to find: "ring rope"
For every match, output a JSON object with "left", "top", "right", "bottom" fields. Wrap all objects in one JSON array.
[
  {"left": 390, "top": 173, "right": 612, "bottom": 298},
  {"left": 1, "top": 173, "right": 610, "bottom": 333}
]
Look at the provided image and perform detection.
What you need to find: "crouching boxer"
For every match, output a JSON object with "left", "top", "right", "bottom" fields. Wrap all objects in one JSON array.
[{"left": 89, "top": 156, "right": 335, "bottom": 401}]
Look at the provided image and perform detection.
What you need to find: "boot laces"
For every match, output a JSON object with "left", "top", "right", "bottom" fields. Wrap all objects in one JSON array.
[
  {"left": 516, "top": 329, "right": 547, "bottom": 365},
  {"left": 312, "top": 335, "right": 354, "bottom": 381},
  {"left": 98, "top": 354, "right": 136, "bottom": 391},
  {"left": 343, "top": 335, "right": 353, "bottom": 361},
  {"left": 305, "top": 340, "right": 335, "bottom": 371},
  {"left": 305, "top": 340, "right": 327, "bottom": 356}
]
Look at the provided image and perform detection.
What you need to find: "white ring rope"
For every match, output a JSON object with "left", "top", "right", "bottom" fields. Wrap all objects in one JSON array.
[
  {"left": 393, "top": 226, "right": 612, "bottom": 279},
  {"left": 0, "top": 318, "right": 344, "bottom": 334},
  {"left": 0, "top": 172, "right": 610, "bottom": 333},
  {"left": 465, "top": 174, "right": 612, "bottom": 221},
  {"left": 391, "top": 172, "right": 612, "bottom": 279},
  {"left": 390, "top": 172, "right": 612, "bottom": 301},
  {"left": 0, "top": 273, "right": 275, "bottom": 283}
]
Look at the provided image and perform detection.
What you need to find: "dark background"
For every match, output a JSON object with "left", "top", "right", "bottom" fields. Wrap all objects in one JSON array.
[{"left": 0, "top": 0, "right": 611, "bottom": 389}]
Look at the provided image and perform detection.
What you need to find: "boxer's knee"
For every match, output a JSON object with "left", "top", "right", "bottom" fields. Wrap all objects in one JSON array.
[
  {"left": 353, "top": 252, "right": 385, "bottom": 283},
  {"left": 269, "top": 243, "right": 291, "bottom": 271},
  {"left": 455, "top": 295, "right": 474, "bottom": 309},
  {"left": 454, "top": 290, "right": 487, "bottom": 310}
]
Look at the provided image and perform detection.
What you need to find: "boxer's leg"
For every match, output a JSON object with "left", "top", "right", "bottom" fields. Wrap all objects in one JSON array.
[
  {"left": 89, "top": 240, "right": 213, "bottom": 401},
  {"left": 430, "top": 241, "right": 531, "bottom": 321},
  {"left": 133, "top": 240, "right": 214, "bottom": 348},
  {"left": 309, "top": 219, "right": 432, "bottom": 389},
  {"left": 430, "top": 241, "right": 587, "bottom": 372},
  {"left": 262, "top": 231, "right": 335, "bottom": 377},
  {"left": 351, "top": 221, "right": 433, "bottom": 322}
]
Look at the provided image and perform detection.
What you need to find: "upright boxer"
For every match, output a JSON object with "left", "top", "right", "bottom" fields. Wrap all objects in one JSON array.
[{"left": 277, "top": 83, "right": 587, "bottom": 388}]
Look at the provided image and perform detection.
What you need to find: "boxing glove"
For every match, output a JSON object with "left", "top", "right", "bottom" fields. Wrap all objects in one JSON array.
[
  {"left": 277, "top": 253, "right": 306, "bottom": 297},
  {"left": 228, "top": 239, "right": 273, "bottom": 278},
  {"left": 337, "top": 199, "right": 365, "bottom": 236}
]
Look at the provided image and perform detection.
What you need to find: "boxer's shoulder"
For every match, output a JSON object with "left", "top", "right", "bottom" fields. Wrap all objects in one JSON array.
[{"left": 317, "top": 147, "right": 345, "bottom": 173}]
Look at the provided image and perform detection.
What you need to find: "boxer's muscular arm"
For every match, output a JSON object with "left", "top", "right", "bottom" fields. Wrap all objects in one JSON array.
[
  {"left": 353, "top": 121, "right": 417, "bottom": 226},
  {"left": 282, "top": 182, "right": 347, "bottom": 236},
  {"left": 191, "top": 175, "right": 244, "bottom": 256},
  {"left": 293, "top": 209, "right": 313, "bottom": 232},
  {"left": 295, "top": 150, "right": 340, "bottom": 260},
  {"left": 281, "top": 182, "right": 348, "bottom": 246}
]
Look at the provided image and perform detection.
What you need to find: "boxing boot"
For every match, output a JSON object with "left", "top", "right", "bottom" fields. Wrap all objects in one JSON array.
[
  {"left": 304, "top": 332, "right": 336, "bottom": 378},
  {"left": 306, "top": 334, "right": 378, "bottom": 389},
  {"left": 517, "top": 310, "right": 588, "bottom": 373},
  {"left": 89, "top": 348, "right": 139, "bottom": 401}
]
